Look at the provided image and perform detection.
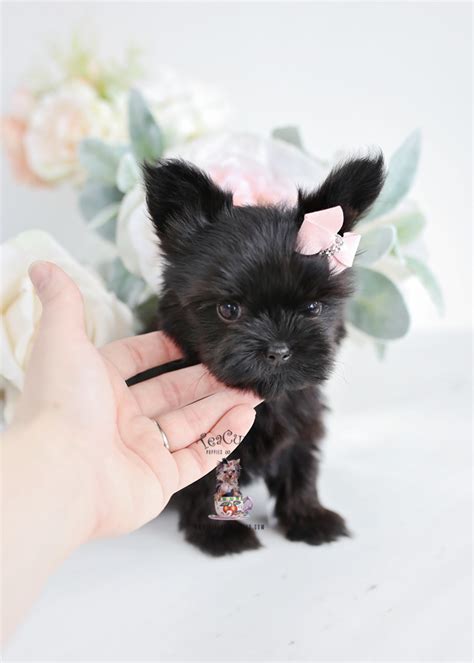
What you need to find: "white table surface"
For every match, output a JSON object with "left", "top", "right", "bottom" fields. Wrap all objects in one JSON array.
[{"left": 4, "top": 331, "right": 472, "bottom": 662}]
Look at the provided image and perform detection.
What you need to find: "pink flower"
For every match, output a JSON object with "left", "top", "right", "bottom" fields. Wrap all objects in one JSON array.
[
  {"left": 166, "top": 132, "right": 326, "bottom": 206},
  {"left": 9, "top": 87, "right": 36, "bottom": 120},
  {"left": 1, "top": 117, "right": 48, "bottom": 187},
  {"left": 208, "top": 163, "right": 296, "bottom": 206},
  {"left": 24, "top": 80, "right": 125, "bottom": 183}
]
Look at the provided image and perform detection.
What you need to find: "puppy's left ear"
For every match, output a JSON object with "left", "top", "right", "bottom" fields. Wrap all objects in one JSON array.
[
  {"left": 143, "top": 159, "right": 233, "bottom": 255},
  {"left": 298, "top": 153, "right": 385, "bottom": 233}
]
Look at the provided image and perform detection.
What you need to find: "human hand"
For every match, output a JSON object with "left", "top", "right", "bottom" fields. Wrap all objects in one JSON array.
[{"left": 10, "top": 261, "right": 259, "bottom": 541}]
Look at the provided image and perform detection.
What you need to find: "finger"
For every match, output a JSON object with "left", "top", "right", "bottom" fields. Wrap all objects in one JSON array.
[
  {"left": 28, "top": 261, "right": 85, "bottom": 338},
  {"left": 130, "top": 363, "right": 223, "bottom": 417},
  {"left": 100, "top": 331, "right": 182, "bottom": 380},
  {"left": 155, "top": 390, "right": 261, "bottom": 452},
  {"left": 173, "top": 404, "right": 257, "bottom": 490}
]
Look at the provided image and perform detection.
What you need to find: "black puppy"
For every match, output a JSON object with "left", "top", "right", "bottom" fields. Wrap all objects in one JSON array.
[{"left": 143, "top": 154, "right": 385, "bottom": 555}]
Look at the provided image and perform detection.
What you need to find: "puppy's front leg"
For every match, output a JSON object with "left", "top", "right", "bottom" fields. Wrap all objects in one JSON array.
[
  {"left": 175, "top": 472, "right": 262, "bottom": 556},
  {"left": 265, "top": 440, "right": 350, "bottom": 545}
]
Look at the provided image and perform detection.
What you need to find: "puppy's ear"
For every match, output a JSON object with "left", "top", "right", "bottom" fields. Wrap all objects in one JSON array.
[
  {"left": 298, "top": 153, "right": 385, "bottom": 233},
  {"left": 143, "top": 159, "right": 232, "bottom": 254}
]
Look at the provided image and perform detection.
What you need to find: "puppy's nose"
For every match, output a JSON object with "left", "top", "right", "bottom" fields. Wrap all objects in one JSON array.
[{"left": 266, "top": 343, "right": 291, "bottom": 364}]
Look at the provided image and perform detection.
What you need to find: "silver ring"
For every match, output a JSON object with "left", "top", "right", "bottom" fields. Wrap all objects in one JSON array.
[{"left": 156, "top": 421, "right": 170, "bottom": 450}]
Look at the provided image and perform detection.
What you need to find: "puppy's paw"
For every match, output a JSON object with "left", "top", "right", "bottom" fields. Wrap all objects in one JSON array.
[
  {"left": 284, "top": 507, "right": 350, "bottom": 545},
  {"left": 185, "top": 521, "right": 262, "bottom": 557}
]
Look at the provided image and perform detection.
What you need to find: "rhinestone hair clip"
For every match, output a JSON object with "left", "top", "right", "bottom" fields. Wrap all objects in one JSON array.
[{"left": 296, "top": 206, "right": 361, "bottom": 274}]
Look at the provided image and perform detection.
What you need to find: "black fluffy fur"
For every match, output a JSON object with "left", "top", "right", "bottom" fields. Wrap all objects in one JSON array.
[{"left": 141, "top": 154, "right": 385, "bottom": 556}]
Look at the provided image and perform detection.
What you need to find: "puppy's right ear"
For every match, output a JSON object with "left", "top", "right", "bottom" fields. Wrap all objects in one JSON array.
[
  {"left": 143, "top": 159, "right": 232, "bottom": 255},
  {"left": 298, "top": 153, "right": 385, "bottom": 234}
]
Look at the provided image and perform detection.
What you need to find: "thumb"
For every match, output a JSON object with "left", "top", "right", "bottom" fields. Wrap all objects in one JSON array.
[{"left": 29, "top": 261, "right": 86, "bottom": 336}]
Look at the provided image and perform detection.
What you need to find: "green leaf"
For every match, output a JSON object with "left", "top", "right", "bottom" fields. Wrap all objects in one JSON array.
[
  {"left": 272, "top": 126, "right": 304, "bottom": 150},
  {"left": 348, "top": 266, "right": 410, "bottom": 340},
  {"left": 105, "top": 257, "right": 148, "bottom": 309},
  {"left": 374, "top": 342, "right": 387, "bottom": 360},
  {"left": 116, "top": 152, "right": 140, "bottom": 193},
  {"left": 128, "top": 88, "right": 163, "bottom": 163},
  {"left": 365, "top": 129, "right": 421, "bottom": 220},
  {"left": 135, "top": 294, "right": 159, "bottom": 332},
  {"left": 392, "top": 208, "right": 426, "bottom": 245},
  {"left": 95, "top": 214, "right": 118, "bottom": 242},
  {"left": 389, "top": 225, "right": 406, "bottom": 266},
  {"left": 78, "top": 138, "right": 126, "bottom": 184},
  {"left": 405, "top": 256, "right": 444, "bottom": 315},
  {"left": 78, "top": 179, "right": 123, "bottom": 222},
  {"left": 356, "top": 226, "right": 396, "bottom": 266},
  {"left": 87, "top": 203, "right": 120, "bottom": 242}
]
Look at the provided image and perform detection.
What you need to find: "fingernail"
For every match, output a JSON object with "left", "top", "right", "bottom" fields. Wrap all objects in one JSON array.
[{"left": 28, "top": 261, "right": 50, "bottom": 293}]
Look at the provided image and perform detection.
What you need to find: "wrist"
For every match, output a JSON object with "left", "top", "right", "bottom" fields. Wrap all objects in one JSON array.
[
  {"left": 4, "top": 413, "right": 98, "bottom": 549},
  {"left": 2, "top": 414, "right": 99, "bottom": 640}
]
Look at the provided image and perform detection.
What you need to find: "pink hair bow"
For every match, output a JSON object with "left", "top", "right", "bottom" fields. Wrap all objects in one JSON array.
[{"left": 297, "top": 206, "right": 361, "bottom": 274}]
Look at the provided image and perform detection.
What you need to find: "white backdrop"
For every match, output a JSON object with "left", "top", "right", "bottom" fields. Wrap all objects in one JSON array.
[
  {"left": 1, "top": 1, "right": 472, "bottom": 333},
  {"left": 2, "top": 3, "right": 472, "bottom": 662}
]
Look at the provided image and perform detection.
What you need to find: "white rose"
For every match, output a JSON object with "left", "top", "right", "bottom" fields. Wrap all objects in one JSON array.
[
  {"left": 116, "top": 184, "right": 165, "bottom": 293},
  {"left": 24, "top": 80, "right": 126, "bottom": 183},
  {"left": 166, "top": 131, "right": 326, "bottom": 205},
  {"left": 143, "top": 69, "right": 230, "bottom": 147},
  {"left": 0, "top": 230, "right": 134, "bottom": 422}
]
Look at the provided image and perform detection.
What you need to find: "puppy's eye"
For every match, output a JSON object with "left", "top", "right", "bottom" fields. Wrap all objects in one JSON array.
[
  {"left": 302, "top": 302, "right": 323, "bottom": 316},
  {"left": 217, "top": 302, "right": 242, "bottom": 322}
]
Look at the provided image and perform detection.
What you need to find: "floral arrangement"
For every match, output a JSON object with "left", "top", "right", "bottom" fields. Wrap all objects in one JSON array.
[{"left": 1, "top": 36, "right": 442, "bottom": 417}]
